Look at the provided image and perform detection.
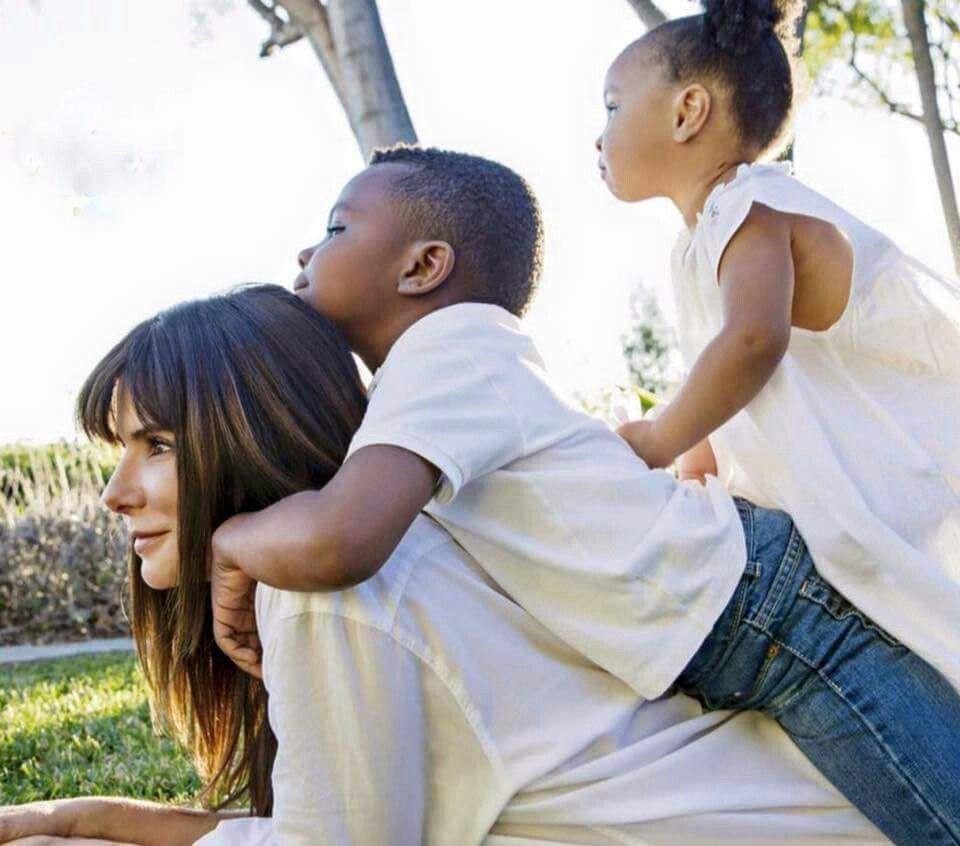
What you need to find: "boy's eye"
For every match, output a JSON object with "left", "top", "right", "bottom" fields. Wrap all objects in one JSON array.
[
  {"left": 326, "top": 225, "right": 345, "bottom": 237},
  {"left": 605, "top": 103, "right": 619, "bottom": 114}
]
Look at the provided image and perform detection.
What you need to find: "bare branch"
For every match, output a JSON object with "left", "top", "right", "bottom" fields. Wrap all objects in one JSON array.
[
  {"left": 248, "top": 0, "right": 305, "bottom": 57},
  {"left": 623, "top": 0, "right": 668, "bottom": 30}
]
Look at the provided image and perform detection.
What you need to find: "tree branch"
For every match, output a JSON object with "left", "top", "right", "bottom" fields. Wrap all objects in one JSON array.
[
  {"left": 623, "top": 0, "right": 668, "bottom": 30},
  {"left": 275, "top": 0, "right": 352, "bottom": 118},
  {"left": 247, "top": 0, "right": 305, "bottom": 57}
]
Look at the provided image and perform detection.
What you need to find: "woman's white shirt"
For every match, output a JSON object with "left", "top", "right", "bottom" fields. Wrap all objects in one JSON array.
[{"left": 195, "top": 516, "right": 885, "bottom": 845}]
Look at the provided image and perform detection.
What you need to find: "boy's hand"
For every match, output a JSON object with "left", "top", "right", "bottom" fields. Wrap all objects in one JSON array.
[
  {"left": 617, "top": 419, "right": 676, "bottom": 469},
  {"left": 210, "top": 532, "right": 263, "bottom": 679}
]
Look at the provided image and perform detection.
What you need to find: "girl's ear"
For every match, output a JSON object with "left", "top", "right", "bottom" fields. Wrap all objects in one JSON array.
[
  {"left": 397, "top": 241, "right": 457, "bottom": 297},
  {"left": 672, "top": 83, "right": 712, "bottom": 143}
]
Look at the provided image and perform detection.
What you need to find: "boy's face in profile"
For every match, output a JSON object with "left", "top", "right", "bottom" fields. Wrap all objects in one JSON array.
[{"left": 295, "top": 164, "right": 413, "bottom": 343}]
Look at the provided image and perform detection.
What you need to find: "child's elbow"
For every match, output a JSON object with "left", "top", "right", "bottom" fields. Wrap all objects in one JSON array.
[
  {"left": 732, "top": 324, "right": 789, "bottom": 369},
  {"left": 317, "top": 531, "right": 385, "bottom": 590}
]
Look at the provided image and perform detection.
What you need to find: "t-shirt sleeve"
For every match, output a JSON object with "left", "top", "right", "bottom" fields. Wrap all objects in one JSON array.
[
  {"left": 700, "top": 177, "right": 762, "bottom": 282},
  {"left": 261, "top": 611, "right": 503, "bottom": 845},
  {"left": 347, "top": 339, "right": 526, "bottom": 504}
]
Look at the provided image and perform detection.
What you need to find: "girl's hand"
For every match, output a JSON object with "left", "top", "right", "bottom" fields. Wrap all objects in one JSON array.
[{"left": 616, "top": 419, "right": 677, "bottom": 469}]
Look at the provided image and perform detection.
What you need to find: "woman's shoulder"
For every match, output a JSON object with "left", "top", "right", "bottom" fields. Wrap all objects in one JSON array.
[{"left": 256, "top": 515, "right": 460, "bottom": 636}]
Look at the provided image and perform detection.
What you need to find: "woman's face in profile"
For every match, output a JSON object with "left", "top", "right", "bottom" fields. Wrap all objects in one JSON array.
[{"left": 101, "top": 390, "right": 180, "bottom": 589}]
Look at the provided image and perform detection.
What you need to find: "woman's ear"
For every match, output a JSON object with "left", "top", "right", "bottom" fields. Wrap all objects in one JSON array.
[
  {"left": 672, "top": 83, "right": 712, "bottom": 143},
  {"left": 397, "top": 241, "right": 456, "bottom": 297}
]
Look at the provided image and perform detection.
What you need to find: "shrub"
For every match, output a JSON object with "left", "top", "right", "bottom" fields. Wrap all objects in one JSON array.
[{"left": 0, "top": 444, "right": 129, "bottom": 645}]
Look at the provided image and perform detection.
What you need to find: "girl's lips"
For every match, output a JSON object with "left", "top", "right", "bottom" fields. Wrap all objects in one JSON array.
[{"left": 133, "top": 532, "right": 169, "bottom": 555}]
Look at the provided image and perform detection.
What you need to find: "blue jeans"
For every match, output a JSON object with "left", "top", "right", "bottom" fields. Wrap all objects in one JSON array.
[{"left": 676, "top": 499, "right": 960, "bottom": 845}]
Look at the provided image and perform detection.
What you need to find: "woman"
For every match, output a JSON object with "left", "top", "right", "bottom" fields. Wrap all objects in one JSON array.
[{"left": 0, "top": 286, "right": 886, "bottom": 845}]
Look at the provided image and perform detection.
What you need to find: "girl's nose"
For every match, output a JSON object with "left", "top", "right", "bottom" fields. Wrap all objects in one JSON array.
[
  {"left": 297, "top": 245, "right": 316, "bottom": 270},
  {"left": 101, "top": 460, "right": 145, "bottom": 514}
]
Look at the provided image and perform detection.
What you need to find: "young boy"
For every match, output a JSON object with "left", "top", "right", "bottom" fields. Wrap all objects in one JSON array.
[
  {"left": 211, "top": 146, "right": 960, "bottom": 842},
  {"left": 211, "top": 145, "right": 746, "bottom": 699}
]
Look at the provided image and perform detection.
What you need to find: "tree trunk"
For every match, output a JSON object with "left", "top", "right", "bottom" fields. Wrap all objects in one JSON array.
[
  {"left": 327, "top": 0, "right": 416, "bottom": 158},
  {"left": 276, "top": 0, "right": 417, "bottom": 159},
  {"left": 902, "top": 0, "right": 960, "bottom": 274},
  {"left": 623, "top": 0, "right": 667, "bottom": 30}
]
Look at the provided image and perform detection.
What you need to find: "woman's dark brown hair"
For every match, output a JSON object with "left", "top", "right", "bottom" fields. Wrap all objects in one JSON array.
[{"left": 76, "top": 284, "right": 367, "bottom": 816}]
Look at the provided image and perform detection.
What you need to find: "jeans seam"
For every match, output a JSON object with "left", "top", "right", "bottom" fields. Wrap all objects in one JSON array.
[
  {"left": 750, "top": 523, "right": 806, "bottom": 631},
  {"left": 770, "top": 660, "right": 960, "bottom": 844},
  {"left": 798, "top": 576, "right": 905, "bottom": 649}
]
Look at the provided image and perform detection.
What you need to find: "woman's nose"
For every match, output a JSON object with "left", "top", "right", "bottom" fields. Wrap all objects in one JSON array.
[
  {"left": 297, "top": 245, "right": 316, "bottom": 270},
  {"left": 100, "top": 460, "right": 145, "bottom": 514}
]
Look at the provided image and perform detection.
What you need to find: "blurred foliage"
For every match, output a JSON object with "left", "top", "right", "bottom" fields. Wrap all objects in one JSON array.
[
  {"left": 804, "top": 0, "right": 960, "bottom": 133},
  {"left": 0, "top": 443, "right": 129, "bottom": 646},
  {"left": 621, "top": 288, "right": 675, "bottom": 398}
]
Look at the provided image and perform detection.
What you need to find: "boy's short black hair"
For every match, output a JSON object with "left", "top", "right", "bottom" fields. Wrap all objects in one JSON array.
[{"left": 368, "top": 145, "right": 544, "bottom": 317}]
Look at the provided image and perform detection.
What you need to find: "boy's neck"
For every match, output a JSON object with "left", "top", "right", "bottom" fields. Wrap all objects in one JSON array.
[
  {"left": 671, "top": 157, "right": 750, "bottom": 230},
  {"left": 350, "top": 298, "right": 461, "bottom": 373}
]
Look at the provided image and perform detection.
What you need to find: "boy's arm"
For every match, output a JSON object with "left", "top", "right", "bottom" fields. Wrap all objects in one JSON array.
[
  {"left": 212, "top": 445, "right": 439, "bottom": 592},
  {"left": 676, "top": 437, "right": 718, "bottom": 484},
  {"left": 620, "top": 205, "right": 794, "bottom": 469}
]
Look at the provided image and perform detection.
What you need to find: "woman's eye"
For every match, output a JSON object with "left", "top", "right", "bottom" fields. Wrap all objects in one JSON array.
[{"left": 148, "top": 437, "right": 172, "bottom": 456}]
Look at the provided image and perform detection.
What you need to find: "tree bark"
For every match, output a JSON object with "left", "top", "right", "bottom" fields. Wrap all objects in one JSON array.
[
  {"left": 623, "top": 0, "right": 668, "bottom": 30},
  {"left": 902, "top": 0, "right": 960, "bottom": 273},
  {"left": 272, "top": 0, "right": 417, "bottom": 159}
]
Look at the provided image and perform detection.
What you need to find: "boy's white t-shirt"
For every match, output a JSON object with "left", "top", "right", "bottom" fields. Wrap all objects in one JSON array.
[{"left": 346, "top": 303, "right": 746, "bottom": 699}]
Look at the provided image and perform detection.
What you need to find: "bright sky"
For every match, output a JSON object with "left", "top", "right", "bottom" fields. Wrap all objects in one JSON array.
[{"left": 1, "top": 0, "right": 957, "bottom": 443}]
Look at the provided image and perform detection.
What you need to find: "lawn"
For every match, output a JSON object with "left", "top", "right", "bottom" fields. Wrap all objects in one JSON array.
[{"left": 0, "top": 651, "right": 201, "bottom": 805}]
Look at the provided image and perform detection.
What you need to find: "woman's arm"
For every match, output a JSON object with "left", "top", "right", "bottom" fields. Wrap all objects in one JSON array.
[{"left": 0, "top": 799, "right": 226, "bottom": 846}]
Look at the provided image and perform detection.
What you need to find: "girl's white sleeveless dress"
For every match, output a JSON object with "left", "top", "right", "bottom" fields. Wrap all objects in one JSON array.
[{"left": 672, "top": 162, "right": 960, "bottom": 692}]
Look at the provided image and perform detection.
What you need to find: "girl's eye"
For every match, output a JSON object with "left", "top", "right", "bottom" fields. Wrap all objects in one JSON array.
[
  {"left": 326, "top": 225, "right": 345, "bottom": 237},
  {"left": 148, "top": 437, "right": 172, "bottom": 456}
]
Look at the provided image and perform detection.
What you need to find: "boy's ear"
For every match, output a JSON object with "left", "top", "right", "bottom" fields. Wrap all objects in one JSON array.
[
  {"left": 672, "top": 83, "right": 712, "bottom": 143},
  {"left": 397, "top": 241, "right": 456, "bottom": 297}
]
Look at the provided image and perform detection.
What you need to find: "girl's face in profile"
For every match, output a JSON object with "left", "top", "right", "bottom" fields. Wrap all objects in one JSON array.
[{"left": 101, "top": 390, "right": 180, "bottom": 589}]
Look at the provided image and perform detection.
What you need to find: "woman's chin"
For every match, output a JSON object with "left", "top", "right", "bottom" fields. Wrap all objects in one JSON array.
[{"left": 140, "top": 558, "right": 178, "bottom": 590}]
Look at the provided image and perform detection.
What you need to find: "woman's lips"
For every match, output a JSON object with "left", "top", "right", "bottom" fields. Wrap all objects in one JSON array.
[{"left": 133, "top": 532, "right": 169, "bottom": 556}]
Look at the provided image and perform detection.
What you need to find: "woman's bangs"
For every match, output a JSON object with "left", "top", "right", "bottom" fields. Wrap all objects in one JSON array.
[{"left": 77, "top": 321, "right": 177, "bottom": 443}]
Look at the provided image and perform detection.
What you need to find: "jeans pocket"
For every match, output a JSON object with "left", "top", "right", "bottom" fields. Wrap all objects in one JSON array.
[
  {"left": 798, "top": 574, "right": 904, "bottom": 649},
  {"left": 681, "top": 560, "right": 763, "bottom": 689}
]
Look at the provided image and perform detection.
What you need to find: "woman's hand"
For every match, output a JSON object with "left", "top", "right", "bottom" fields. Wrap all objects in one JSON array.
[
  {"left": 6, "top": 838, "right": 138, "bottom": 845},
  {"left": 0, "top": 800, "right": 84, "bottom": 843}
]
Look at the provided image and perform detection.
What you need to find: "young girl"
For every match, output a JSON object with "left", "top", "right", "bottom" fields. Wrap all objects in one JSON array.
[{"left": 599, "top": 0, "right": 960, "bottom": 695}]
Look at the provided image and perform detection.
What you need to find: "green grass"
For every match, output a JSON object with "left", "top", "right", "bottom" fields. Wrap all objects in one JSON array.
[{"left": 0, "top": 651, "right": 201, "bottom": 804}]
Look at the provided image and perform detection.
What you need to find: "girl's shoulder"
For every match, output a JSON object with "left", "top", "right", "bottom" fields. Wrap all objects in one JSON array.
[{"left": 693, "top": 162, "right": 838, "bottom": 279}]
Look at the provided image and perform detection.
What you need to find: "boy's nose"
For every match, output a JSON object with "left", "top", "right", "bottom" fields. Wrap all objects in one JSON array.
[
  {"left": 297, "top": 245, "right": 316, "bottom": 270},
  {"left": 595, "top": 135, "right": 603, "bottom": 152}
]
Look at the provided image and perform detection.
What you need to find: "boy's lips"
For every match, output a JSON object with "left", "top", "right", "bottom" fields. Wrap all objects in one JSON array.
[{"left": 293, "top": 273, "right": 308, "bottom": 292}]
